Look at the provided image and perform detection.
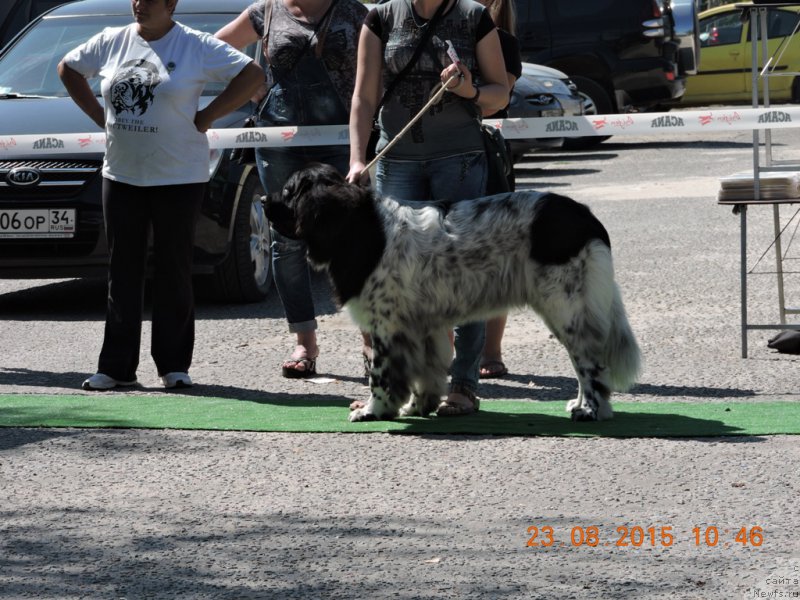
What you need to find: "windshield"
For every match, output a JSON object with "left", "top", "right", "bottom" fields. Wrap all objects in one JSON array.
[{"left": 0, "top": 14, "right": 255, "bottom": 97}]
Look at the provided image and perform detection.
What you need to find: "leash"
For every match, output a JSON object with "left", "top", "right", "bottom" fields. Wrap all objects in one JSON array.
[{"left": 362, "top": 72, "right": 461, "bottom": 175}]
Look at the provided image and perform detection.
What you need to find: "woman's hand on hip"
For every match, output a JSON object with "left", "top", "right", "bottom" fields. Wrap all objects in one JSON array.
[
  {"left": 194, "top": 108, "right": 213, "bottom": 133},
  {"left": 250, "top": 81, "right": 268, "bottom": 104}
]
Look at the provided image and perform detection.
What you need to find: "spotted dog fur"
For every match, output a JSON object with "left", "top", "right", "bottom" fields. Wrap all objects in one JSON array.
[{"left": 265, "top": 163, "right": 641, "bottom": 422}]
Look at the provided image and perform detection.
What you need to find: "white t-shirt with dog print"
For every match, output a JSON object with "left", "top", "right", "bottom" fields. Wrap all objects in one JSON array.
[{"left": 64, "top": 22, "right": 252, "bottom": 186}]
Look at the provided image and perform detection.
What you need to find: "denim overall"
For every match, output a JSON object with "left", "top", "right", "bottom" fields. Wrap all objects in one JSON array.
[
  {"left": 260, "top": 53, "right": 348, "bottom": 126},
  {"left": 256, "top": 4, "right": 350, "bottom": 333}
]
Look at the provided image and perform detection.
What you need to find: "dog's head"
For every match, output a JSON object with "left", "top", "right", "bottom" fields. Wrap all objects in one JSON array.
[
  {"left": 263, "top": 162, "right": 379, "bottom": 268},
  {"left": 263, "top": 162, "right": 345, "bottom": 241}
]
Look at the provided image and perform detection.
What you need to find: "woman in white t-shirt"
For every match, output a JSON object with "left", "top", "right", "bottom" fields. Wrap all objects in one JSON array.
[{"left": 58, "top": 0, "right": 263, "bottom": 391}]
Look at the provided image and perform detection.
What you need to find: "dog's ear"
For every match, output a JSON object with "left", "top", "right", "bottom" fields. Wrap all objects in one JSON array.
[
  {"left": 282, "top": 163, "right": 375, "bottom": 246},
  {"left": 284, "top": 162, "right": 344, "bottom": 199},
  {"left": 294, "top": 184, "right": 338, "bottom": 238},
  {"left": 295, "top": 180, "right": 374, "bottom": 238}
]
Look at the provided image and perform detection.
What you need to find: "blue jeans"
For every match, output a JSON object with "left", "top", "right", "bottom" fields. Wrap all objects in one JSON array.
[
  {"left": 376, "top": 151, "right": 488, "bottom": 394},
  {"left": 256, "top": 142, "right": 349, "bottom": 333}
]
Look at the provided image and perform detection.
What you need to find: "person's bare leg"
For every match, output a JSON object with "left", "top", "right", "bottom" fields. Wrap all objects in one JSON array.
[
  {"left": 282, "top": 330, "right": 319, "bottom": 377},
  {"left": 480, "top": 314, "right": 508, "bottom": 378},
  {"left": 350, "top": 331, "right": 373, "bottom": 410}
]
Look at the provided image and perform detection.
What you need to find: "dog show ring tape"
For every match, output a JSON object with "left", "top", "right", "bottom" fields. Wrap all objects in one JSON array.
[{"left": 1, "top": 106, "right": 799, "bottom": 155}]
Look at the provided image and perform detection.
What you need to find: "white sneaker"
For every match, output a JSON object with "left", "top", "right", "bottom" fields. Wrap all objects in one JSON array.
[
  {"left": 82, "top": 373, "right": 137, "bottom": 391},
  {"left": 160, "top": 372, "right": 193, "bottom": 389}
]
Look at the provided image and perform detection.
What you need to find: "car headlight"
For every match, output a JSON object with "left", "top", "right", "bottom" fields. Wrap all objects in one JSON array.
[{"left": 534, "top": 77, "right": 573, "bottom": 96}]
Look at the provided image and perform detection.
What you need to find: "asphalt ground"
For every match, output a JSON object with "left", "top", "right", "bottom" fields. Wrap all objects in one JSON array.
[{"left": 1, "top": 125, "right": 799, "bottom": 599}]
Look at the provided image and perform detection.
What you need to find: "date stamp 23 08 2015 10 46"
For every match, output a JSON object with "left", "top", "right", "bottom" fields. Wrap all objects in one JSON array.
[{"left": 525, "top": 525, "right": 765, "bottom": 549}]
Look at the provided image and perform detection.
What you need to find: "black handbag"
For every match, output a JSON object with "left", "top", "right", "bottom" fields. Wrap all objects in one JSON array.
[
  {"left": 230, "top": 112, "right": 258, "bottom": 165},
  {"left": 231, "top": 0, "right": 277, "bottom": 166},
  {"left": 767, "top": 330, "right": 800, "bottom": 354},
  {"left": 482, "top": 124, "right": 511, "bottom": 194},
  {"left": 231, "top": 89, "right": 272, "bottom": 165}
]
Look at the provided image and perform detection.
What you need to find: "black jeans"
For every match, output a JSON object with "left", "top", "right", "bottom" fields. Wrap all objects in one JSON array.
[{"left": 97, "top": 177, "right": 204, "bottom": 380}]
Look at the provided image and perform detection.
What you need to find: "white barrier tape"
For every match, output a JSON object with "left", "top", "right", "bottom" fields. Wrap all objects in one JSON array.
[
  {"left": 1, "top": 106, "right": 799, "bottom": 155},
  {"left": 489, "top": 105, "right": 799, "bottom": 139}
]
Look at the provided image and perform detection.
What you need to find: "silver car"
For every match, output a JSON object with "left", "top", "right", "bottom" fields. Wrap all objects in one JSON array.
[{"left": 507, "top": 62, "right": 583, "bottom": 161}]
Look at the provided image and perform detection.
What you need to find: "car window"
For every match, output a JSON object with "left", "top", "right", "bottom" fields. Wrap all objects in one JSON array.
[
  {"left": 0, "top": 13, "right": 255, "bottom": 97},
  {"left": 699, "top": 12, "right": 743, "bottom": 47},
  {"left": 0, "top": 0, "right": 73, "bottom": 48},
  {"left": 0, "top": 0, "right": 32, "bottom": 48},
  {"left": 766, "top": 9, "right": 800, "bottom": 39},
  {"left": 0, "top": 16, "right": 125, "bottom": 96}
]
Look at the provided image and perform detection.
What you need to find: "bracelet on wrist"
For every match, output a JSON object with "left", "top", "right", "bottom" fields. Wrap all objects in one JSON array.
[{"left": 470, "top": 84, "right": 481, "bottom": 103}]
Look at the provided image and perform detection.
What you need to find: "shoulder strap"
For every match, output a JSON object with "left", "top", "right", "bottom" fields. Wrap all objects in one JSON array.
[
  {"left": 314, "top": 0, "right": 339, "bottom": 58},
  {"left": 376, "top": 0, "right": 449, "bottom": 113},
  {"left": 263, "top": 0, "right": 339, "bottom": 65},
  {"left": 261, "top": 0, "right": 274, "bottom": 65}
]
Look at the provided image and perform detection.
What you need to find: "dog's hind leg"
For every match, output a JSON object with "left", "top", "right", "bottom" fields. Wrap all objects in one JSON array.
[
  {"left": 539, "top": 307, "right": 614, "bottom": 421},
  {"left": 349, "top": 332, "right": 412, "bottom": 422},
  {"left": 563, "top": 353, "right": 613, "bottom": 421},
  {"left": 399, "top": 330, "right": 451, "bottom": 417},
  {"left": 537, "top": 264, "right": 613, "bottom": 421}
]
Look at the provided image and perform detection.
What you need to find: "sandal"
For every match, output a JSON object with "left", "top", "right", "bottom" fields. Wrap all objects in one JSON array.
[
  {"left": 281, "top": 356, "right": 317, "bottom": 379},
  {"left": 479, "top": 360, "right": 508, "bottom": 379},
  {"left": 436, "top": 384, "right": 480, "bottom": 417}
]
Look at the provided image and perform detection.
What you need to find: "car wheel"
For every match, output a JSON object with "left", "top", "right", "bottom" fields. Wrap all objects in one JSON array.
[
  {"left": 793, "top": 77, "right": 800, "bottom": 103},
  {"left": 563, "top": 76, "right": 613, "bottom": 150},
  {"left": 208, "top": 171, "right": 272, "bottom": 303}
]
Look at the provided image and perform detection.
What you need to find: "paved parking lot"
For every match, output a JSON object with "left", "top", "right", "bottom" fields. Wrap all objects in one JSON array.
[{"left": 1, "top": 127, "right": 799, "bottom": 599}]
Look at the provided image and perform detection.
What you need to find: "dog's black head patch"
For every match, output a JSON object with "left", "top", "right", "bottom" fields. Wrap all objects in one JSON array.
[
  {"left": 529, "top": 193, "right": 611, "bottom": 265},
  {"left": 263, "top": 162, "right": 386, "bottom": 304},
  {"left": 262, "top": 163, "right": 346, "bottom": 241}
]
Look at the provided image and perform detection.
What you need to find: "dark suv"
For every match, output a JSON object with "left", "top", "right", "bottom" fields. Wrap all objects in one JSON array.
[
  {"left": 0, "top": 0, "right": 271, "bottom": 302},
  {"left": 514, "top": 0, "right": 699, "bottom": 147}
]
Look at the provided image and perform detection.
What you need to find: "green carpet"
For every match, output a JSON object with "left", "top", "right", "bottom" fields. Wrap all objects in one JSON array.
[{"left": 0, "top": 394, "right": 798, "bottom": 437}]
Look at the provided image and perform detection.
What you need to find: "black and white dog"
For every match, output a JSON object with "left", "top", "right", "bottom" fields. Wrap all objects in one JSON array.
[{"left": 265, "top": 163, "right": 641, "bottom": 422}]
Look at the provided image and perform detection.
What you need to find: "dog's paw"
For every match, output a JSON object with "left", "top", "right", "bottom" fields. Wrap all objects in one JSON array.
[
  {"left": 567, "top": 399, "right": 599, "bottom": 421},
  {"left": 348, "top": 407, "right": 379, "bottom": 422},
  {"left": 398, "top": 395, "right": 436, "bottom": 417},
  {"left": 570, "top": 408, "right": 599, "bottom": 422},
  {"left": 398, "top": 403, "right": 417, "bottom": 417},
  {"left": 596, "top": 404, "right": 614, "bottom": 421}
]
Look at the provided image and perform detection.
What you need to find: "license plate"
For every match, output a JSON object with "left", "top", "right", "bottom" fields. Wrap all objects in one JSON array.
[{"left": 0, "top": 209, "right": 76, "bottom": 238}]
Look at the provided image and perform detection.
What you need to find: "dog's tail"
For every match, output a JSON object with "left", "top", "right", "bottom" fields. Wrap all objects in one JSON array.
[{"left": 584, "top": 240, "right": 641, "bottom": 392}]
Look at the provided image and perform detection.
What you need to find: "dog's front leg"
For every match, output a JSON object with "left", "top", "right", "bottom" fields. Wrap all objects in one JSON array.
[
  {"left": 348, "top": 386, "right": 393, "bottom": 422},
  {"left": 398, "top": 330, "right": 451, "bottom": 417},
  {"left": 349, "top": 334, "right": 409, "bottom": 422}
]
